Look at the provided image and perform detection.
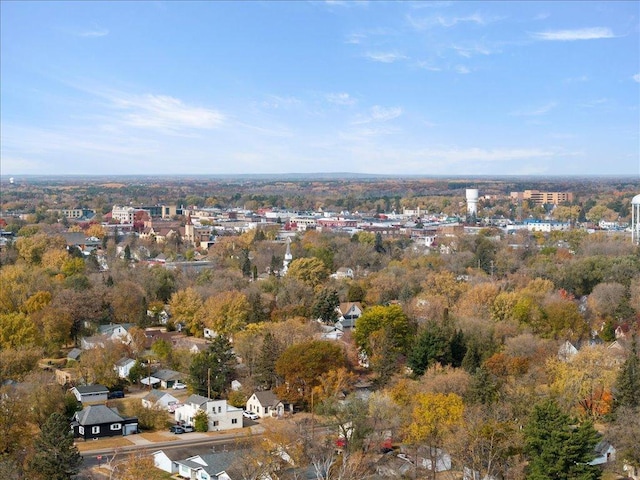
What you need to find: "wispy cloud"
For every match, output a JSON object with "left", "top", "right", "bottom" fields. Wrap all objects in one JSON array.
[
  {"left": 364, "top": 51, "right": 407, "bottom": 63},
  {"left": 345, "top": 33, "right": 365, "bottom": 44},
  {"left": 633, "top": 73, "right": 640, "bottom": 83},
  {"left": 579, "top": 98, "right": 608, "bottom": 108},
  {"left": 259, "top": 95, "right": 301, "bottom": 110},
  {"left": 565, "top": 75, "right": 589, "bottom": 83},
  {"left": 533, "top": 27, "right": 614, "bottom": 41},
  {"left": 78, "top": 27, "right": 109, "bottom": 37},
  {"left": 326, "top": 92, "right": 356, "bottom": 106},
  {"left": 454, "top": 65, "right": 471, "bottom": 74},
  {"left": 453, "top": 43, "right": 493, "bottom": 58},
  {"left": 353, "top": 105, "right": 403, "bottom": 124},
  {"left": 110, "top": 93, "right": 225, "bottom": 131},
  {"left": 407, "top": 12, "right": 498, "bottom": 30},
  {"left": 511, "top": 102, "right": 557, "bottom": 116}
]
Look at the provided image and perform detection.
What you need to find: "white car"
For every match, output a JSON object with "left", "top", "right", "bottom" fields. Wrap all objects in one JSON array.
[
  {"left": 172, "top": 382, "right": 187, "bottom": 390},
  {"left": 243, "top": 411, "right": 259, "bottom": 420}
]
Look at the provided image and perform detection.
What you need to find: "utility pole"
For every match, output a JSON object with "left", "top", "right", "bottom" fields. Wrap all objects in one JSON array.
[{"left": 207, "top": 368, "right": 211, "bottom": 399}]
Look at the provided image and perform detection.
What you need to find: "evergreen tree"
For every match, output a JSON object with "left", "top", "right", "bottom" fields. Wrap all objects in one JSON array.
[
  {"left": 188, "top": 336, "right": 236, "bottom": 398},
  {"left": 28, "top": 412, "right": 82, "bottom": 480},
  {"left": 374, "top": 232, "right": 385, "bottom": 253},
  {"left": 461, "top": 340, "right": 482, "bottom": 373},
  {"left": 254, "top": 332, "right": 282, "bottom": 390},
  {"left": 466, "top": 366, "right": 500, "bottom": 405},
  {"left": 524, "top": 399, "right": 600, "bottom": 480},
  {"left": 615, "top": 335, "right": 640, "bottom": 409},
  {"left": 124, "top": 244, "right": 131, "bottom": 261},
  {"left": 311, "top": 288, "right": 339, "bottom": 323},
  {"left": 407, "top": 321, "right": 451, "bottom": 376},
  {"left": 241, "top": 249, "right": 252, "bottom": 277}
]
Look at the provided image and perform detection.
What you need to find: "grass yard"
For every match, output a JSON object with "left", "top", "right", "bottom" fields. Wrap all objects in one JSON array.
[
  {"left": 139, "top": 432, "right": 179, "bottom": 442},
  {"left": 75, "top": 436, "right": 134, "bottom": 452}
]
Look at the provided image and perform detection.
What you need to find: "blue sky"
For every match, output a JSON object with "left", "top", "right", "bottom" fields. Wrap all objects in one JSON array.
[{"left": 1, "top": 1, "right": 639, "bottom": 176}]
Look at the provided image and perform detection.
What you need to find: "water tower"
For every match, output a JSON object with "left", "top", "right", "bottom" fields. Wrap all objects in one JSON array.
[
  {"left": 632, "top": 194, "right": 640, "bottom": 245},
  {"left": 466, "top": 188, "right": 479, "bottom": 217}
]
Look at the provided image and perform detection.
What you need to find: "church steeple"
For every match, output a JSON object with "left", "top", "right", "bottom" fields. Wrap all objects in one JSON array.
[{"left": 282, "top": 237, "right": 293, "bottom": 274}]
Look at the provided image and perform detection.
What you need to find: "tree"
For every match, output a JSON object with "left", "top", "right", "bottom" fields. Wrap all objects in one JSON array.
[
  {"left": 312, "top": 288, "right": 339, "bottom": 323},
  {"left": 199, "top": 291, "right": 250, "bottom": 337},
  {"left": 286, "top": 257, "right": 330, "bottom": 288},
  {"left": 614, "top": 336, "right": 640, "bottom": 409},
  {"left": 354, "top": 305, "right": 413, "bottom": 357},
  {"left": 188, "top": 335, "right": 236, "bottom": 398},
  {"left": 28, "top": 412, "right": 82, "bottom": 480},
  {"left": 408, "top": 321, "right": 465, "bottom": 376},
  {"left": 194, "top": 410, "right": 209, "bottom": 432},
  {"left": 169, "top": 287, "right": 203, "bottom": 335},
  {"left": 523, "top": 399, "right": 600, "bottom": 480},
  {"left": 404, "top": 392, "right": 464, "bottom": 480},
  {"left": 275, "top": 340, "right": 347, "bottom": 406},
  {"left": 254, "top": 331, "right": 283, "bottom": 390}
]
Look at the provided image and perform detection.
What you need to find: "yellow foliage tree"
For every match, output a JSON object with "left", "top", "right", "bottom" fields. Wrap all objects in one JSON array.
[
  {"left": 199, "top": 290, "right": 250, "bottom": 337},
  {"left": 405, "top": 392, "right": 464, "bottom": 480}
]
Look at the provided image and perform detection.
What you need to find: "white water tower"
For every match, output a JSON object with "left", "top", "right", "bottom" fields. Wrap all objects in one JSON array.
[
  {"left": 466, "top": 188, "right": 479, "bottom": 217},
  {"left": 632, "top": 193, "right": 640, "bottom": 245}
]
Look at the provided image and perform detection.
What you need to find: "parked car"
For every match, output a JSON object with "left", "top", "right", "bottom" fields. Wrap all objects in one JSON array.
[
  {"left": 169, "top": 425, "right": 185, "bottom": 434},
  {"left": 182, "top": 425, "right": 194, "bottom": 433},
  {"left": 172, "top": 382, "right": 187, "bottom": 390},
  {"left": 107, "top": 390, "right": 124, "bottom": 399},
  {"left": 243, "top": 410, "right": 259, "bottom": 420}
]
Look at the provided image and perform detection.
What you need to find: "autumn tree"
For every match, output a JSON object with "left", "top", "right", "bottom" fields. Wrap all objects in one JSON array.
[
  {"left": 275, "top": 340, "right": 347, "bottom": 406},
  {"left": 169, "top": 287, "right": 203, "bottom": 335},
  {"left": 199, "top": 290, "right": 250, "bottom": 337},
  {"left": 286, "top": 257, "right": 330, "bottom": 288},
  {"left": 404, "top": 392, "right": 464, "bottom": 480},
  {"left": 354, "top": 304, "right": 413, "bottom": 358},
  {"left": 523, "top": 399, "right": 600, "bottom": 480}
]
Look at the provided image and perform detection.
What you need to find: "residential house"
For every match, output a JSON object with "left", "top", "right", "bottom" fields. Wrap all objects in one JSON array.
[
  {"left": 589, "top": 440, "right": 616, "bottom": 466},
  {"left": 558, "top": 340, "right": 579, "bottom": 361},
  {"left": 80, "top": 335, "right": 106, "bottom": 350},
  {"left": 336, "top": 302, "right": 363, "bottom": 330},
  {"left": 246, "top": 390, "right": 293, "bottom": 419},
  {"left": 142, "top": 390, "right": 179, "bottom": 410},
  {"left": 70, "top": 385, "right": 109, "bottom": 404},
  {"left": 66, "top": 348, "right": 82, "bottom": 362},
  {"left": 174, "top": 394, "right": 243, "bottom": 432},
  {"left": 98, "top": 323, "right": 134, "bottom": 344},
  {"left": 174, "top": 451, "right": 239, "bottom": 480},
  {"left": 72, "top": 404, "right": 138, "bottom": 440},
  {"left": 331, "top": 267, "right": 354, "bottom": 279},
  {"left": 152, "top": 369, "right": 184, "bottom": 389},
  {"left": 115, "top": 358, "right": 136, "bottom": 379}
]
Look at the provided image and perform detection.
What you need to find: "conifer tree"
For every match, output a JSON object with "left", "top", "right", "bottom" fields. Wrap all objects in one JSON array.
[
  {"left": 615, "top": 335, "right": 640, "bottom": 409},
  {"left": 524, "top": 399, "right": 600, "bottom": 480},
  {"left": 28, "top": 412, "right": 82, "bottom": 480}
]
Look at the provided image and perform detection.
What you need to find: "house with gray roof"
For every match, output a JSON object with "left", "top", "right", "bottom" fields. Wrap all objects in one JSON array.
[
  {"left": 70, "top": 384, "right": 109, "bottom": 404},
  {"left": 72, "top": 404, "right": 138, "bottom": 440},
  {"left": 152, "top": 368, "right": 184, "bottom": 388},
  {"left": 142, "top": 390, "right": 179, "bottom": 410},
  {"left": 175, "top": 451, "right": 238, "bottom": 480},
  {"left": 246, "top": 390, "right": 293, "bottom": 419},
  {"left": 174, "top": 395, "right": 242, "bottom": 432}
]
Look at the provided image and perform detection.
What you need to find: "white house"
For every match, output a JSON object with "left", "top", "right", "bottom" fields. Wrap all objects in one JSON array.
[
  {"left": 331, "top": 267, "right": 354, "bottom": 279},
  {"left": 336, "top": 302, "right": 363, "bottom": 330},
  {"left": 173, "top": 452, "right": 238, "bottom": 480},
  {"left": 174, "top": 394, "right": 243, "bottom": 432},
  {"left": 589, "top": 440, "right": 616, "bottom": 466},
  {"left": 246, "top": 390, "right": 293, "bottom": 419},
  {"left": 114, "top": 358, "right": 136, "bottom": 379},
  {"left": 142, "top": 390, "right": 179, "bottom": 410},
  {"left": 70, "top": 385, "right": 109, "bottom": 404},
  {"left": 97, "top": 323, "right": 134, "bottom": 344}
]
